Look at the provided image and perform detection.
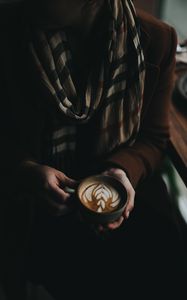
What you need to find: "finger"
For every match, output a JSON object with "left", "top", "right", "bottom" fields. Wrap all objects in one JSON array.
[
  {"left": 107, "top": 216, "right": 124, "bottom": 230},
  {"left": 62, "top": 174, "right": 78, "bottom": 188},
  {"left": 64, "top": 186, "right": 76, "bottom": 195},
  {"left": 50, "top": 184, "right": 71, "bottom": 203},
  {"left": 123, "top": 209, "right": 130, "bottom": 219},
  {"left": 102, "top": 170, "right": 110, "bottom": 176},
  {"left": 123, "top": 200, "right": 134, "bottom": 219},
  {"left": 123, "top": 190, "right": 135, "bottom": 219},
  {"left": 39, "top": 191, "right": 69, "bottom": 212},
  {"left": 103, "top": 169, "right": 135, "bottom": 219},
  {"left": 101, "top": 168, "right": 135, "bottom": 221},
  {"left": 102, "top": 167, "right": 124, "bottom": 177}
]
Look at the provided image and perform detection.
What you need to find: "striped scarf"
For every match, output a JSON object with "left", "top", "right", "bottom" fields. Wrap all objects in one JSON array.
[{"left": 29, "top": 0, "right": 145, "bottom": 176}]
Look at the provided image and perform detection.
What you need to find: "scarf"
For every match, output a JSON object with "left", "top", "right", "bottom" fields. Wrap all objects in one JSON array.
[{"left": 29, "top": 0, "right": 145, "bottom": 177}]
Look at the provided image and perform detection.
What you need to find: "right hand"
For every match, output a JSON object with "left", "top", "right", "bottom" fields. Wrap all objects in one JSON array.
[{"left": 18, "top": 160, "right": 77, "bottom": 215}]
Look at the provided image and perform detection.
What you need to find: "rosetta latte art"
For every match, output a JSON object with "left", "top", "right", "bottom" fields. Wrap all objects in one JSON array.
[{"left": 81, "top": 183, "right": 120, "bottom": 213}]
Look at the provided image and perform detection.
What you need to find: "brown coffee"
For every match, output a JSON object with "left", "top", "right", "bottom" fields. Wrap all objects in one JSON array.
[{"left": 80, "top": 182, "right": 120, "bottom": 213}]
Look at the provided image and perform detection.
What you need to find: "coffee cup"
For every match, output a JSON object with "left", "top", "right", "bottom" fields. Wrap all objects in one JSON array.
[{"left": 76, "top": 175, "right": 127, "bottom": 224}]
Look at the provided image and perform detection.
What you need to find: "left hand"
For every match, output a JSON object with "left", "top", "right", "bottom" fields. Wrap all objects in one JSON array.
[{"left": 98, "top": 167, "right": 135, "bottom": 231}]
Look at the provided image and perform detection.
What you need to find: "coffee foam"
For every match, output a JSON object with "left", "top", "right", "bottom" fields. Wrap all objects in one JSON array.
[{"left": 81, "top": 182, "right": 120, "bottom": 213}]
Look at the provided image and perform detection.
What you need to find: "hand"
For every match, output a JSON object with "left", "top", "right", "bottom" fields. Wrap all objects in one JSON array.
[
  {"left": 99, "top": 167, "right": 135, "bottom": 231},
  {"left": 18, "top": 160, "right": 77, "bottom": 215}
]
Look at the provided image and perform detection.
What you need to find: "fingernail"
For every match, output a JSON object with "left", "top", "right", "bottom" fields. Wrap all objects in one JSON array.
[
  {"left": 64, "top": 194, "right": 71, "bottom": 201},
  {"left": 64, "top": 187, "right": 75, "bottom": 194},
  {"left": 126, "top": 211, "right": 130, "bottom": 219}
]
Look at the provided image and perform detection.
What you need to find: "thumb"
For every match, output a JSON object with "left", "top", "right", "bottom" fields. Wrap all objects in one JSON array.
[
  {"left": 52, "top": 185, "right": 71, "bottom": 202},
  {"left": 58, "top": 171, "right": 77, "bottom": 188},
  {"left": 64, "top": 174, "right": 77, "bottom": 188}
]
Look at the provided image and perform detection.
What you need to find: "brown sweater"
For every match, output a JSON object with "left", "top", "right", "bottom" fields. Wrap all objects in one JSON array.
[
  {"left": 0, "top": 4, "right": 177, "bottom": 190},
  {"left": 106, "top": 10, "right": 177, "bottom": 187}
]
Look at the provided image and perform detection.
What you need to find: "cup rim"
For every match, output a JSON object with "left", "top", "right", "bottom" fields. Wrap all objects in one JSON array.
[{"left": 76, "top": 174, "right": 127, "bottom": 216}]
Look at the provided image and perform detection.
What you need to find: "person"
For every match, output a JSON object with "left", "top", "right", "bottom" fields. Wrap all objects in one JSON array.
[{"left": 0, "top": 0, "right": 186, "bottom": 299}]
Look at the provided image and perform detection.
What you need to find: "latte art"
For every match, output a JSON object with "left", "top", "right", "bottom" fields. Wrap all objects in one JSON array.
[{"left": 81, "top": 183, "right": 120, "bottom": 213}]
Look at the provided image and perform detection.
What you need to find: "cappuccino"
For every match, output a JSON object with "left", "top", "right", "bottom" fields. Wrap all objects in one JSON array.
[{"left": 80, "top": 182, "right": 120, "bottom": 213}]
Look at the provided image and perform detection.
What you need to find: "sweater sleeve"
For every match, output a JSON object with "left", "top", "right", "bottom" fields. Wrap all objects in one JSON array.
[{"left": 103, "top": 26, "right": 177, "bottom": 189}]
